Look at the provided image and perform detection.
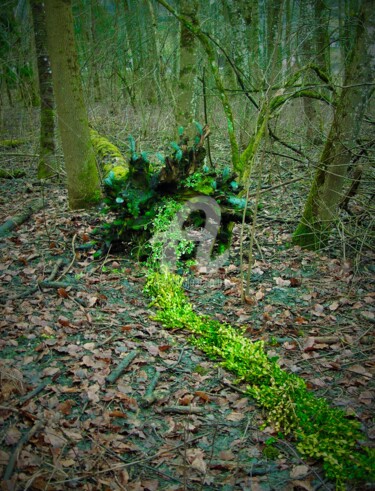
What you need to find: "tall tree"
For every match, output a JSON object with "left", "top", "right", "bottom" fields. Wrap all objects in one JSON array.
[
  {"left": 44, "top": 0, "right": 101, "bottom": 209},
  {"left": 293, "top": 0, "right": 374, "bottom": 249},
  {"left": 30, "top": 0, "right": 56, "bottom": 179},
  {"left": 176, "top": 0, "right": 199, "bottom": 133}
]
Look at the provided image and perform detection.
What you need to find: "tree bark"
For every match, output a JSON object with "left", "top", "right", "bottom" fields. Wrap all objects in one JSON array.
[
  {"left": 44, "top": 0, "right": 101, "bottom": 209},
  {"left": 176, "top": 0, "right": 199, "bottom": 134},
  {"left": 30, "top": 0, "right": 57, "bottom": 179}
]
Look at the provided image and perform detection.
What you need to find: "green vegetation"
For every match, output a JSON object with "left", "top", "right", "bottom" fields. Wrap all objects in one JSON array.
[
  {"left": 144, "top": 268, "right": 374, "bottom": 488},
  {"left": 0, "top": 139, "right": 25, "bottom": 148}
]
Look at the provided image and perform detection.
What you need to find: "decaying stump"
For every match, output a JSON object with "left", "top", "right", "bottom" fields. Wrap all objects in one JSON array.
[{"left": 91, "top": 126, "right": 251, "bottom": 256}]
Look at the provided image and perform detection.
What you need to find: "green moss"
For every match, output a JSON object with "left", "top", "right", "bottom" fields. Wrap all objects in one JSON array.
[
  {"left": 0, "top": 139, "right": 25, "bottom": 148},
  {"left": 144, "top": 269, "right": 375, "bottom": 488},
  {"left": 90, "top": 129, "right": 128, "bottom": 180},
  {"left": 263, "top": 445, "right": 279, "bottom": 459}
]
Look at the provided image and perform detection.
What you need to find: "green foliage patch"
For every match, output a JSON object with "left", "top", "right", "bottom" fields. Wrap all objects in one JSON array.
[{"left": 144, "top": 269, "right": 375, "bottom": 489}]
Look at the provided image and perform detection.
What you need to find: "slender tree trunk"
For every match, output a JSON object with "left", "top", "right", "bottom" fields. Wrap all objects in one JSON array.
[
  {"left": 299, "top": 0, "right": 318, "bottom": 142},
  {"left": 30, "top": 0, "right": 56, "bottom": 179},
  {"left": 90, "top": 0, "right": 102, "bottom": 102},
  {"left": 175, "top": 0, "right": 199, "bottom": 134},
  {"left": 293, "top": 0, "right": 374, "bottom": 249},
  {"left": 145, "top": 0, "right": 162, "bottom": 101},
  {"left": 44, "top": 0, "right": 101, "bottom": 209},
  {"left": 315, "top": 0, "right": 331, "bottom": 76}
]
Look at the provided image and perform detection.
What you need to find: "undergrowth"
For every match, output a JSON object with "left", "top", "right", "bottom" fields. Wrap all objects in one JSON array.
[{"left": 144, "top": 268, "right": 375, "bottom": 489}]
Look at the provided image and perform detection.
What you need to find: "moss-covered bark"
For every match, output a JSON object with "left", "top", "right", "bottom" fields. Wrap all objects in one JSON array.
[
  {"left": 293, "top": 0, "right": 375, "bottom": 249},
  {"left": 30, "top": 0, "right": 57, "bottom": 179},
  {"left": 44, "top": 0, "right": 101, "bottom": 209},
  {"left": 90, "top": 129, "right": 128, "bottom": 180}
]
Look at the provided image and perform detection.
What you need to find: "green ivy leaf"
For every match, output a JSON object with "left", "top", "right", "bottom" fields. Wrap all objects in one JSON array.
[
  {"left": 194, "top": 121, "right": 203, "bottom": 135},
  {"left": 104, "top": 170, "right": 115, "bottom": 186},
  {"left": 156, "top": 153, "right": 165, "bottom": 163},
  {"left": 128, "top": 134, "right": 136, "bottom": 154},
  {"left": 222, "top": 166, "right": 231, "bottom": 180}
]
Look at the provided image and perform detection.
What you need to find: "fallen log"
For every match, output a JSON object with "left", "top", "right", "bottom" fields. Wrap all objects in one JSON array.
[
  {"left": 0, "top": 199, "right": 44, "bottom": 237},
  {"left": 90, "top": 129, "right": 128, "bottom": 181}
]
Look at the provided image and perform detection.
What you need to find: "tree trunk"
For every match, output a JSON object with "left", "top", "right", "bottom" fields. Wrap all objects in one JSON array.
[
  {"left": 299, "top": 0, "right": 318, "bottom": 142},
  {"left": 175, "top": 0, "right": 199, "bottom": 134},
  {"left": 30, "top": 0, "right": 57, "bottom": 179},
  {"left": 293, "top": 0, "right": 374, "bottom": 249},
  {"left": 44, "top": 0, "right": 101, "bottom": 209}
]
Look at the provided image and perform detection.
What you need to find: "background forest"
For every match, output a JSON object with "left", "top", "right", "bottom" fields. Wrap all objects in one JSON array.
[{"left": 0, "top": 0, "right": 374, "bottom": 490}]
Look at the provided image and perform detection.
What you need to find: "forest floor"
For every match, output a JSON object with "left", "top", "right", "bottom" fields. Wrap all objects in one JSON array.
[{"left": 0, "top": 145, "right": 374, "bottom": 491}]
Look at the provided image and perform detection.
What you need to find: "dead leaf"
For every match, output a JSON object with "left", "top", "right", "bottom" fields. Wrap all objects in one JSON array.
[
  {"left": 310, "top": 378, "right": 326, "bottom": 388},
  {"left": 358, "top": 390, "right": 373, "bottom": 405},
  {"left": 303, "top": 337, "right": 316, "bottom": 352},
  {"left": 347, "top": 365, "right": 372, "bottom": 378},
  {"left": 57, "top": 399, "right": 75, "bottom": 415},
  {"left": 194, "top": 391, "right": 210, "bottom": 402},
  {"left": 283, "top": 341, "right": 297, "bottom": 351},
  {"left": 86, "top": 383, "right": 100, "bottom": 403},
  {"left": 255, "top": 290, "right": 265, "bottom": 301},
  {"left": 61, "top": 429, "right": 83, "bottom": 441},
  {"left": 312, "top": 304, "right": 324, "bottom": 316},
  {"left": 44, "top": 428, "right": 67, "bottom": 448},
  {"left": 179, "top": 394, "right": 194, "bottom": 406},
  {"left": 226, "top": 411, "right": 244, "bottom": 422},
  {"left": 58, "top": 316, "right": 70, "bottom": 327},
  {"left": 289, "top": 277, "right": 301, "bottom": 287},
  {"left": 158, "top": 344, "right": 171, "bottom": 352},
  {"left": 329, "top": 301, "right": 340, "bottom": 311},
  {"left": 244, "top": 295, "right": 256, "bottom": 305},
  {"left": 291, "top": 480, "right": 313, "bottom": 491},
  {"left": 274, "top": 277, "right": 291, "bottom": 287},
  {"left": 109, "top": 411, "right": 128, "bottom": 419},
  {"left": 146, "top": 344, "right": 159, "bottom": 356},
  {"left": 42, "top": 366, "right": 60, "bottom": 378},
  {"left": 141, "top": 480, "right": 158, "bottom": 491},
  {"left": 5, "top": 427, "right": 21, "bottom": 445},
  {"left": 361, "top": 310, "right": 375, "bottom": 322},
  {"left": 219, "top": 450, "right": 235, "bottom": 461},
  {"left": 290, "top": 464, "right": 309, "bottom": 479},
  {"left": 186, "top": 448, "right": 207, "bottom": 474},
  {"left": 57, "top": 288, "right": 69, "bottom": 299},
  {"left": 87, "top": 296, "right": 98, "bottom": 307},
  {"left": 60, "top": 458, "right": 76, "bottom": 467}
]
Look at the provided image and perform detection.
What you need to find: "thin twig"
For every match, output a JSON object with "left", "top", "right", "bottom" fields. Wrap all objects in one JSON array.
[{"left": 57, "top": 234, "right": 77, "bottom": 281}]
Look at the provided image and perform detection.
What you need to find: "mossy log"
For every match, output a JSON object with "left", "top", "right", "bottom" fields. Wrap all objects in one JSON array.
[
  {"left": 0, "top": 199, "right": 44, "bottom": 237},
  {"left": 90, "top": 129, "right": 129, "bottom": 181}
]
